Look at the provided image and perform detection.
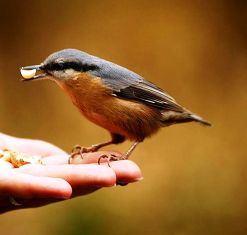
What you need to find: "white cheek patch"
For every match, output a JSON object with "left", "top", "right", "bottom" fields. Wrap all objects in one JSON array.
[
  {"left": 20, "top": 68, "right": 37, "bottom": 79},
  {"left": 65, "top": 69, "right": 78, "bottom": 76},
  {"left": 53, "top": 69, "right": 80, "bottom": 80}
]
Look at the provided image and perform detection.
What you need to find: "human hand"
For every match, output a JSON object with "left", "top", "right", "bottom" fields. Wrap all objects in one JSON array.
[{"left": 0, "top": 133, "right": 142, "bottom": 214}]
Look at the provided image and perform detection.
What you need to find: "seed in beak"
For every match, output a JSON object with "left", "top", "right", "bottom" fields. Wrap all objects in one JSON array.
[{"left": 20, "top": 68, "right": 37, "bottom": 79}]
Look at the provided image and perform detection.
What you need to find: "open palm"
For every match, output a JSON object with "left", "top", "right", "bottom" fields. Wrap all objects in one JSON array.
[{"left": 0, "top": 133, "right": 142, "bottom": 214}]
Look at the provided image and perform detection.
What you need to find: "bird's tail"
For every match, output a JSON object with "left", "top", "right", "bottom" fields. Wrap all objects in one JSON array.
[
  {"left": 161, "top": 110, "right": 211, "bottom": 127},
  {"left": 188, "top": 113, "right": 211, "bottom": 126}
]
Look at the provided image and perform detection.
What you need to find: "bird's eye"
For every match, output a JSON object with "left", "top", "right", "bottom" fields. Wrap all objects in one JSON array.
[
  {"left": 43, "top": 62, "right": 65, "bottom": 71},
  {"left": 43, "top": 61, "right": 98, "bottom": 72},
  {"left": 55, "top": 62, "right": 65, "bottom": 70},
  {"left": 53, "top": 61, "right": 83, "bottom": 71}
]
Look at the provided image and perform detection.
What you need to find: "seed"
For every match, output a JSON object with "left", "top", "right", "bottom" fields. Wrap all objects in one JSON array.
[{"left": 20, "top": 68, "right": 36, "bottom": 79}]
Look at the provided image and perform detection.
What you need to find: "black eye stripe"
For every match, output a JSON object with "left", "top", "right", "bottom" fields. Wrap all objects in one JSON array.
[{"left": 43, "top": 62, "right": 98, "bottom": 72}]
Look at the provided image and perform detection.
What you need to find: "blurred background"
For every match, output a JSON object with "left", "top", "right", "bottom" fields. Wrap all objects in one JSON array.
[{"left": 1, "top": 0, "right": 247, "bottom": 234}]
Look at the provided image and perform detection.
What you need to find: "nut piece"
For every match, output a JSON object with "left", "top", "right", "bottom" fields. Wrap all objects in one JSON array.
[
  {"left": 20, "top": 68, "right": 36, "bottom": 79},
  {"left": 0, "top": 149, "right": 43, "bottom": 167}
]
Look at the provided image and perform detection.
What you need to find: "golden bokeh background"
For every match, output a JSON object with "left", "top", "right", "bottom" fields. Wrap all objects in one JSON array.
[{"left": 1, "top": 0, "right": 247, "bottom": 234}]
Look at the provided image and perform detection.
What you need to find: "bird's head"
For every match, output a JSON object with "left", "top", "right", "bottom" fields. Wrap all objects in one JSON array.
[{"left": 20, "top": 49, "right": 99, "bottom": 81}]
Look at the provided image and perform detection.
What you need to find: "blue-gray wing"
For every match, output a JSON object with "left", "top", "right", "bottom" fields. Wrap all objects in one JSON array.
[{"left": 89, "top": 59, "right": 184, "bottom": 112}]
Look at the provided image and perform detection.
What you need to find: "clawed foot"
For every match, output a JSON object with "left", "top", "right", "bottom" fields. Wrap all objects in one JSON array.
[
  {"left": 68, "top": 144, "right": 126, "bottom": 166},
  {"left": 98, "top": 153, "right": 126, "bottom": 167},
  {"left": 69, "top": 144, "right": 100, "bottom": 164}
]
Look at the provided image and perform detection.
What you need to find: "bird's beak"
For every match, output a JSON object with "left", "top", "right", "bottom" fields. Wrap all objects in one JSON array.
[{"left": 20, "top": 64, "right": 48, "bottom": 81}]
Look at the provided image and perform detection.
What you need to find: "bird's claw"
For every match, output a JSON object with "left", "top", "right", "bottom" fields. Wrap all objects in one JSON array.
[
  {"left": 69, "top": 144, "right": 101, "bottom": 164},
  {"left": 69, "top": 145, "right": 87, "bottom": 164},
  {"left": 97, "top": 153, "right": 126, "bottom": 167}
]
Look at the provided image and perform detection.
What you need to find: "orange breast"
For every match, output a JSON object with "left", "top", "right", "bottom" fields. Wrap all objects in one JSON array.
[{"left": 57, "top": 73, "right": 163, "bottom": 141}]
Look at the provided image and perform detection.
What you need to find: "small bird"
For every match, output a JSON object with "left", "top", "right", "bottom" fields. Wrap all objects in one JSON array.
[{"left": 20, "top": 49, "right": 211, "bottom": 161}]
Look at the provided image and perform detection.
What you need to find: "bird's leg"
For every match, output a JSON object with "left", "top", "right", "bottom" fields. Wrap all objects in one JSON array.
[
  {"left": 69, "top": 140, "right": 114, "bottom": 164},
  {"left": 88, "top": 140, "right": 116, "bottom": 152},
  {"left": 124, "top": 142, "right": 139, "bottom": 159}
]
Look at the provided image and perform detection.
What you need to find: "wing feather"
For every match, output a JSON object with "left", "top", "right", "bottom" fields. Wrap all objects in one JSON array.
[{"left": 89, "top": 58, "right": 184, "bottom": 112}]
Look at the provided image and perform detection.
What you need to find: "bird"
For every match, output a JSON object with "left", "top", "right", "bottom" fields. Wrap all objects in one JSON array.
[{"left": 20, "top": 48, "right": 211, "bottom": 162}]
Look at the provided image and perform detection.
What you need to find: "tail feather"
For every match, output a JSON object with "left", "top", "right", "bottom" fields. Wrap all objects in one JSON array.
[
  {"left": 189, "top": 114, "right": 211, "bottom": 126},
  {"left": 161, "top": 110, "right": 211, "bottom": 126}
]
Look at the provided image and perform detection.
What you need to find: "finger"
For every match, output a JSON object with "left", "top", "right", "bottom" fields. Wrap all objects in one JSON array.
[
  {"left": 108, "top": 160, "right": 143, "bottom": 185},
  {"left": 0, "top": 159, "right": 14, "bottom": 169},
  {"left": 0, "top": 171, "right": 72, "bottom": 199},
  {"left": 42, "top": 151, "right": 122, "bottom": 165},
  {"left": 15, "top": 164, "right": 116, "bottom": 188},
  {"left": 66, "top": 151, "right": 123, "bottom": 164},
  {"left": 0, "top": 133, "right": 66, "bottom": 156},
  {"left": 16, "top": 159, "right": 143, "bottom": 185},
  {"left": 60, "top": 152, "right": 143, "bottom": 184},
  {"left": 0, "top": 197, "right": 65, "bottom": 214},
  {"left": 0, "top": 187, "right": 100, "bottom": 214},
  {"left": 42, "top": 154, "right": 70, "bottom": 165}
]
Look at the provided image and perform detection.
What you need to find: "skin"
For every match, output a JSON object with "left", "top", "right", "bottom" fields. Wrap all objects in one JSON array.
[{"left": 0, "top": 133, "right": 142, "bottom": 214}]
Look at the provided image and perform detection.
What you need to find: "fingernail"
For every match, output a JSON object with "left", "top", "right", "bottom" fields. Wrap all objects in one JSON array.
[
  {"left": 116, "top": 181, "right": 129, "bottom": 186},
  {"left": 116, "top": 177, "right": 144, "bottom": 186},
  {"left": 134, "top": 177, "right": 144, "bottom": 182}
]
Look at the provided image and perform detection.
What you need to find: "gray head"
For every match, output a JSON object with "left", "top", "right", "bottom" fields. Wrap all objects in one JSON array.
[{"left": 21, "top": 49, "right": 100, "bottom": 81}]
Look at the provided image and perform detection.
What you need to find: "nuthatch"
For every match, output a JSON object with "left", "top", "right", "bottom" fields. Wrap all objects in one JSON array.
[{"left": 20, "top": 49, "right": 211, "bottom": 161}]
